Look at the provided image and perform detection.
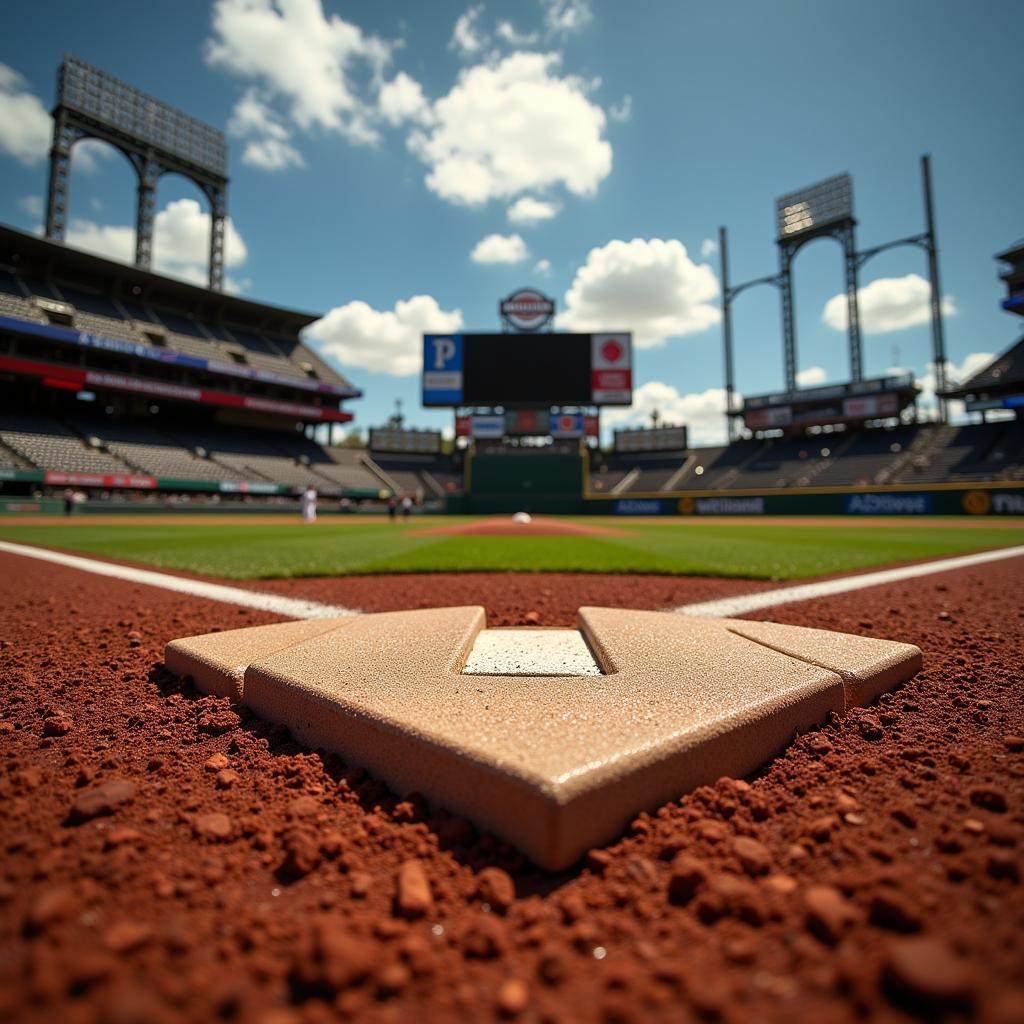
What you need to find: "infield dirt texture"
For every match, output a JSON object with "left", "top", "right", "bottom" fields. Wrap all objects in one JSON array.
[{"left": 0, "top": 514, "right": 1021, "bottom": 1022}]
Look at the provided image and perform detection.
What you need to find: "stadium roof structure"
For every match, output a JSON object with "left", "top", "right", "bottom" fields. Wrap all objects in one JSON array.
[
  {"left": 0, "top": 222, "right": 318, "bottom": 338},
  {"left": 942, "top": 336, "right": 1024, "bottom": 401}
]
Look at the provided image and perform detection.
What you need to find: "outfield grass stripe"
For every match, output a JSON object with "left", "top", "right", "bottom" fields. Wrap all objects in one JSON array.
[
  {"left": 0, "top": 541, "right": 358, "bottom": 620},
  {"left": 674, "top": 544, "right": 1024, "bottom": 618}
]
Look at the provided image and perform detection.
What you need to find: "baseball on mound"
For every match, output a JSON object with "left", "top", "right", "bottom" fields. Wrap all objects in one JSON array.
[{"left": 512, "top": 512, "right": 532, "bottom": 524}]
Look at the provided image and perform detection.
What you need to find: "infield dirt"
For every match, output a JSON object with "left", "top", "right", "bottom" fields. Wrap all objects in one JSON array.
[{"left": 0, "top": 552, "right": 1021, "bottom": 1022}]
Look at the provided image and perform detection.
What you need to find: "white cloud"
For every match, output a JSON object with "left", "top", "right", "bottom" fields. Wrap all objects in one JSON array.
[
  {"left": 608, "top": 95, "right": 632, "bottom": 123},
  {"left": 378, "top": 71, "right": 431, "bottom": 126},
  {"left": 73, "top": 138, "right": 116, "bottom": 174},
  {"left": 18, "top": 195, "right": 42, "bottom": 218},
  {"left": 304, "top": 295, "right": 463, "bottom": 376},
  {"left": 823, "top": 273, "right": 957, "bottom": 335},
  {"left": 507, "top": 195, "right": 558, "bottom": 225},
  {"left": 228, "top": 87, "right": 304, "bottom": 171},
  {"left": 796, "top": 366, "right": 826, "bottom": 387},
  {"left": 603, "top": 381, "right": 731, "bottom": 447},
  {"left": 495, "top": 20, "right": 539, "bottom": 46},
  {"left": 534, "top": 258, "right": 552, "bottom": 276},
  {"left": 700, "top": 238, "right": 718, "bottom": 259},
  {"left": 557, "top": 238, "right": 720, "bottom": 348},
  {"left": 471, "top": 233, "right": 529, "bottom": 264},
  {"left": 64, "top": 198, "right": 248, "bottom": 288},
  {"left": 241, "top": 136, "right": 305, "bottom": 171},
  {"left": 0, "top": 64, "right": 51, "bottom": 165},
  {"left": 204, "top": 0, "right": 391, "bottom": 146},
  {"left": 912, "top": 352, "right": 994, "bottom": 420},
  {"left": 450, "top": 5, "right": 487, "bottom": 58},
  {"left": 542, "top": 0, "right": 593, "bottom": 37},
  {"left": 408, "top": 52, "right": 611, "bottom": 206}
]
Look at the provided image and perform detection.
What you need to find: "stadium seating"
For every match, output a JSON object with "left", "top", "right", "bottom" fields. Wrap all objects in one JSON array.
[
  {"left": 0, "top": 411, "right": 135, "bottom": 475},
  {"left": 590, "top": 421, "right": 1024, "bottom": 494}
]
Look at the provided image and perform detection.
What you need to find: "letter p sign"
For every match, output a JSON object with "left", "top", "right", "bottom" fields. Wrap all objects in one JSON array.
[{"left": 433, "top": 338, "right": 455, "bottom": 370}]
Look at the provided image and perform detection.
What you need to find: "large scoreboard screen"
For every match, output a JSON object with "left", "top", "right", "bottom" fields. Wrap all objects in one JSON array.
[{"left": 422, "top": 332, "right": 632, "bottom": 407}]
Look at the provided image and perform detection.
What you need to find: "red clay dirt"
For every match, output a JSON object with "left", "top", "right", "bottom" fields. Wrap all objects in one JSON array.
[
  {"left": 0, "top": 553, "right": 1022, "bottom": 1023},
  {"left": 412, "top": 516, "right": 628, "bottom": 538}
]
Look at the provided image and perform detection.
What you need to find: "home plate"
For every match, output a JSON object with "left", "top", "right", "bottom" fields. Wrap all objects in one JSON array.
[{"left": 165, "top": 607, "right": 921, "bottom": 870}]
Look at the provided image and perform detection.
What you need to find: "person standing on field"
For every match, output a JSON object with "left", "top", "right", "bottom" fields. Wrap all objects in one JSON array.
[{"left": 301, "top": 486, "right": 317, "bottom": 523}]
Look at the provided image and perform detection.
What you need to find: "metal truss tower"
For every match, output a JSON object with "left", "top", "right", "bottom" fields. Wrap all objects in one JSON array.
[{"left": 44, "top": 56, "right": 229, "bottom": 291}]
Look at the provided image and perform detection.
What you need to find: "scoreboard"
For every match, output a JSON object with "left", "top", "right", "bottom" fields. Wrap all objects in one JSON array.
[{"left": 423, "top": 332, "right": 632, "bottom": 407}]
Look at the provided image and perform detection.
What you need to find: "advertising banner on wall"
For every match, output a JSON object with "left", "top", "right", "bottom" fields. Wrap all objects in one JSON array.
[
  {"left": 551, "top": 412, "right": 585, "bottom": 438},
  {"left": 470, "top": 415, "right": 505, "bottom": 439}
]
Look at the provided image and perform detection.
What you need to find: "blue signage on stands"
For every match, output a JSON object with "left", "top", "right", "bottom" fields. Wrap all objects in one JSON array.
[
  {"left": 422, "top": 334, "right": 464, "bottom": 405},
  {"left": 0, "top": 314, "right": 360, "bottom": 398}
]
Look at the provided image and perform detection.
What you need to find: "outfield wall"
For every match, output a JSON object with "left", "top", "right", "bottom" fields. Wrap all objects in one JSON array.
[{"left": 583, "top": 482, "right": 1024, "bottom": 517}]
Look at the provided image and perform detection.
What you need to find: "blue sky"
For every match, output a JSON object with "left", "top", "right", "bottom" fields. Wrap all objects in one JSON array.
[{"left": 1, "top": 0, "right": 1021, "bottom": 443}]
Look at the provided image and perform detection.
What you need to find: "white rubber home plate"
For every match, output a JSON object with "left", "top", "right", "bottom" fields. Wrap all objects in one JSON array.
[
  {"left": 463, "top": 629, "right": 603, "bottom": 676},
  {"left": 165, "top": 607, "right": 921, "bottom": 870}
]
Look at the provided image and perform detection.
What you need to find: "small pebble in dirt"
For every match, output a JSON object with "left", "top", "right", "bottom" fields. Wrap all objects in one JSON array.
[
  {"left": 477, "top": 867, "right": 516, "bottom": 913},
  {"left": 668, "top": 854, "right": 707, "bottom": 904},
  {"left": 882, "top": 936, "right": 975, "bottom": 1010},
  {"left": 804, "top": 885, "right": 857, "bottom": 945},
  {"left": 204, "top": 753, "right": 230, "bottom": 772},
  {"left": 733, "top": 836, "right": 771, "bottom": 876},
  {"left": 215, "top": 768, "right": 240, "bottom": 789},
  {"left": 396, "top": 859, "right": 432, "bottom": 918},
  {"left": 43, "top": 715, "right": 73, "bottom": 737},
  {"left": 193, "top": 812, "right": 233, "bottom": 841},
  {"left": 496, "top": 978, "right": 529, "bottom": 1017},
  {"left": 70, "top": 778, "right": 136, "bottom": 822},
  {"left": 103, "top": 920, "right": 152, "bottom": 954}
]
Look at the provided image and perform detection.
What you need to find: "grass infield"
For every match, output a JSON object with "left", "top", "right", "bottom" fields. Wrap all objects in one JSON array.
[{"left": 1, "top": 515, "right": 1022, "bottom": 580}]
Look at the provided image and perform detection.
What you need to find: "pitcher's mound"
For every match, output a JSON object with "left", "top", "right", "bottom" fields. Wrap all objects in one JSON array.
[{"left": 414, "top": 516, "right": 628, "bottom": 538}]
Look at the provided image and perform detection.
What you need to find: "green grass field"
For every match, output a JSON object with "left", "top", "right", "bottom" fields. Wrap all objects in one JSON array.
[{"left": 1, "top": 516, "right": 1021, "bottom": 580}]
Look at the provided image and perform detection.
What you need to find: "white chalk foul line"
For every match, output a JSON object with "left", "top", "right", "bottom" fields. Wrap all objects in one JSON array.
[
  {"left": 2, "top": 538, "right": 1023, "bottom": 624},
  {"left": 0, "top": 541, "right": 358, "bottom": 620},
  {"left": 675, "top": 544, "right": 1024, "bottom": 618}
]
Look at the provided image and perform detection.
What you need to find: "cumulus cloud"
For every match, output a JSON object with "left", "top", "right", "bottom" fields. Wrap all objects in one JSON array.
[
  {"left": 205, "top": 0, "right": 391, "bottom": 146},
  {"left": 542, "top": 0, "right": 593, "bottom": 37},
  {"left": 557, "top": 238, "right": 720, "bottom": 348},
  {"left": 700, "top": 238, "right": 718, "bottom": 259},
  {"left": 450, "top": 5, "right": 488, "bottom": 57},
  {"left": 0, "top": 64, "right": 51, "bottom": 165},
  {"left": 304, "top": 295, "right": 463, "bottom": 376},
  {"left": 378, "top": 71, "right": 431, "bottom": 126},
  {"left": 64, "top": 198, "right": 248, "bottom": 289},
  {"left": 495, "top": 20, "right": 539, "bottom": 46},
  {"left": 602, "top": 381, "right": 731, "bottom": 447},
  {"left": 534, "top": 258, "right": 552, "bottom": 276},
  {"left": 796, "top": 366, "right": 827, "bottom": 387},
  {"left": 910, "top": 351, "right": 994, "bottom": 419},
  {"left": 823, "top": 273, "right": 957, "bottom": 335},
  {"left": 471, "top": 233, "right": 529, "bottom": 264},
  {"left": 228, "top": 88, "right": 304, "bottom": 171},
  {"left": 507, "top": 196, "right": 558, "bottom": 225},
  {"left": 608, "top": 95, "right": 632, "bottom": 123},
  {"left": 408, "top": 52, "right": 611, "bottom": 206}
]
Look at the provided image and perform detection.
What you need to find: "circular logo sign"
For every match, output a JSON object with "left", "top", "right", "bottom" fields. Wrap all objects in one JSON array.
[
  {"left": 961, "top": 490, "right": 991, "bottom": 515},
  {"left": 601, "top": 338, "right": 624, "bottom": 363},
  {"left": 500, "top": 289, "right": 555, "bottom": 332}
]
